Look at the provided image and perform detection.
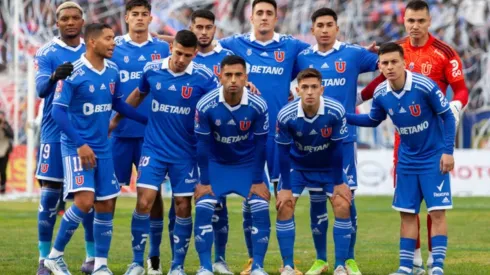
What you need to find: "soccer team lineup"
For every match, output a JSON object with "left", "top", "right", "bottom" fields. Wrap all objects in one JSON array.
[{"left": 32, "top": 0, "right": 468, "bottom": 275}]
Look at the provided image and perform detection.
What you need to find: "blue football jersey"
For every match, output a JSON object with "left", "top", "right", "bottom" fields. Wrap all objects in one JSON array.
[
  {"left": 111, "top": 34, "right": 170, "bottom": 138},
  {"left": 219, "top": 32, "right": 310, "bottom": 137},
  {"left": 193, "top": 44, "right": 234, "bottom": 76},
  {"left": 138, "top": 57, "right": 220, "bottom": 163},
  {"left": 35, "top": 37, "right": 86, "bottom": 143},
  {"left": 53, "top": 55, "right": 122, "bottom": 158},
  {"left": 368, "top": 71, "right": 451, "bottom": 174},
  {"left": 294, "top": 41, "right": 378, "bottom": 142},
  {"left": 195, "top": 87, "right": 269, "bottom": 164},
  {"left": 275, "top": 97, "right": 348, "bottom": 171}
]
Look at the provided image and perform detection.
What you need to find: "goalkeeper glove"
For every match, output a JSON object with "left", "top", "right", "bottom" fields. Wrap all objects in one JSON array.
[
  {"left": 449, "top": 100, "right": 463, "bottom": 127},
  {"left": 50, "top": 62, "right": 74, "bottom": 82}
]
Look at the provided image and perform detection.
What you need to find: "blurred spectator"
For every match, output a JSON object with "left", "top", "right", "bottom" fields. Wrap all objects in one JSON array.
[{"left": 0, "top": 110, "right": 13, "bottom": 194}]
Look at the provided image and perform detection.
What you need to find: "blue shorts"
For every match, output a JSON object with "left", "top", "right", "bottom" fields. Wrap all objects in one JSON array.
[
  {"left": 62, "top": 156, "right": 120, "bottom": 201},
  {"left": 111, "top": 137, "right": 144, "bottom": 186},
  {"left": 343, "top": 142, "right": 357, "bottom": 190},
  {"left": 278, "top": 169, "right": 348, "bottom": 197},
  {"left": 137, "top": 147, "right": 198, "bottom": 197},
  {"left": 207, "top": 160, "right": 269, "bottom": 200},
  {"left": 392, "top": 172, "right": 452, "bottom": 214},
  {"left": 266, "top": 136, "right": 280, "bottom": 183},
  {"left": 36, "top": 143, "right": 64, "bottom": 182}
]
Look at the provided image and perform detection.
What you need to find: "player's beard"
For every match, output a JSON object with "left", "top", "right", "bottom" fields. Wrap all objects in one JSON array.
[
  {"left": 61, "top": 31, "right": 81, "bottom": 40},
  {"left": 198, "top": 41, "right": 212, "bottom": 49}
]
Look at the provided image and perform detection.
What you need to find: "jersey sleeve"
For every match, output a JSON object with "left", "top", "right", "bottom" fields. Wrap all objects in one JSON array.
[
  {"left": 203, "top": 74, "right": 221, "bottom": 93},
  {"left": 194, "top": 108, "right": 211, "bottom": 135},
  {"left": 218, "top": 36, "right": 236, "bottom": 52},
  {"left": 358, "top": 47, "right": 379, "bottom": 73},
  {"left": 52, "top": 80, "right": 74, "bottom": 107},
  {"left": 112, "top": 72, "right": 123, "bottom": 99},
  {"left": 35, "top": 53, "right": 54, "bottom": 98},
  {"left": 253, "top": 106, "right": 269, "bottom": 136},
  {"left": 369, "top": 97, "right": 387, "bottom": 121},
  {"left": 443, "top": 51, "right": 465, "bottom": 84},
  {"left": 138, "top": 70, "right": 151, "bottom": 94},
  {"left": 427, "top": 84, "right": 450, "bottom": 114},
  {"left": 331, "top": 115, "right": 348, "bottom": 141},
  {"left": 295, "top": 38, "right": 311, "bottom": 55},
  {"left": 275, "top": 119, "right": 292, "bottom": 145}
]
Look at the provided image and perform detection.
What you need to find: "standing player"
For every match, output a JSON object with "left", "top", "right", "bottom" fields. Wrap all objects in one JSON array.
[
  {"left": 34, "top": 2, "right": 96, "bottom": 275},
  {"left": 217, "top": 1, "right": 310, "bottom": 272},
  {"left": 112, "top": 30, "right": 219, "bottom": 275},
  {"left": 347, "top": 42, "right": 455, "bottom": 275},
  {"left": 189, "top": 9, "right": 234, "bottom": 274},
  {"left": 275, "top": 68, "right": 353, "bottom": 275},
  {"left": 44, "top": 23, "right": 148, "bottom": 275},
  {"left": 357, "top": 2, "right": 468, "bottom": 273},
  {"left": 293, "top": 8, "right": 379, "bottom": 275},
  {"left": 193, "top": 55, "right": 270, "bottom": 275},
  {"left": 110, "top": 1, "right": 170, "bottom": 274}
]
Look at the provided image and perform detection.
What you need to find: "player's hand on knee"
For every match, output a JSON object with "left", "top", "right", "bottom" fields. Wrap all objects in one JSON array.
[
  {"left": 249, "top": 182, "right": 270, "bottom": 201},
  {"left": 246, "top": 81, "right": 261, "bottom": 95},
  {"left": 440, "top": 153, "right": 454, "bottom": 173},
  {"left": 194, "top": 183, "right": 214, "bottom": 201},
  {"left": 332, "top": 183, "right": 352, "bottom": 205},
  {"left": 276, "top": 189, "right": 294, "bottom": 210},
  {"left": 77, "top": 144, "right": 96, "bottom": 170}
]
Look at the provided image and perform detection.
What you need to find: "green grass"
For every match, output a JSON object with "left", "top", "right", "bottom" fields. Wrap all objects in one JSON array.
[{"left": 1, "top": 196, "right": 490, "bottom": 274}]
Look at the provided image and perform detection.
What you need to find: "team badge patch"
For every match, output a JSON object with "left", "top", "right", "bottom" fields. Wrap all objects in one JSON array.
[
  {"left": 335, "top": 60, "right": 346, "bottom": 73},
  {"left": 240, "top": 121, "right": 251, "bottom": 131},
  {"left": 321, "top": 127, "right": 332, "bottom": 138},
  {"left": 109, "top": 82, "right": 115, "bottom": 95},
  {"left": 40, "top": 163, "right": 49, "bottom": 173},
  {"left": 151, "top": 54, "right": 161, "bottom": 61},
  {"left": 274, "top": 50, "right": 285, "bottom": 62},
  {"left": 409, "top": 104, "right": 421, "bottom": 117},
  {"left": 75, "top": 175, "right": 84, "bottom": 186},
  {"left": 181, "top": 86, "right": 193, "bottom": 99}
]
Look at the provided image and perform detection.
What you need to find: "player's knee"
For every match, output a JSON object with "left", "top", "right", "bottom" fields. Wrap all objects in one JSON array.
[
  {"left": 331, "top": 196, "right": 350, "bottom": 218},
  {"left": 136, "top": 195, "right": 154, "bottom": 214},
  {"left": 400, "top": 212, "right": 418, "bottom": 224},
  {"left": 94, "top": 198, "right": 116, "bottom": 213},
  {"left": 42, "top": 180, "right": 62, "bottom": 189},
  {"left": 174, "top": 196, "right": 192, "bottom": 217},
  {"left": 429, "top": 210, "right": 446, "bottom": 224},
  {"left": 277, "top": 201, "right": 294, "bottom": 221},
  {"left": 150, "top": 194, "right": 164, "bottom": 217},
  {"left": 73, "top": 191, "right": 95, "bottom": 213}
]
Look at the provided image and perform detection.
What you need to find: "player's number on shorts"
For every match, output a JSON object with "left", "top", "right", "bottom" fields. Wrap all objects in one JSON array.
[
  {"left": 450, "top": 60, "right": 462, "bottom": 78},
  {"left": 72, "top": 156, "right": 83, "bottom": 172},
  {"left": 41, "top": 144, "right": 50, "bottom": 159},
  {"left": 139, "top": 156, "right": 150, "bottom": 167}
]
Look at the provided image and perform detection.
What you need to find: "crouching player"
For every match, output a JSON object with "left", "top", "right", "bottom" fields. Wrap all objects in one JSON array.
[
  {"left": 346, "top": 42, "right": 455, "bottom": 275},
  {"left": 193, "top": 55, "right": 271, "bottom": 275},
  {"left": 275, "top": 68, "right": 353, "bottom": 275}
]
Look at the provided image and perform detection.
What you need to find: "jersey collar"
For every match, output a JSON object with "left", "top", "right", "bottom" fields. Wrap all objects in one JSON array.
[
  {"left": 219, "top": 86, "right": 249, "bottom": 111},
  {"left": 297, "top": 98, "right": 325, "bottom": 123},
  {"left": 161, "top": 57, "right": 193, "bottom": 76},
  {"left": 249, "top": 32, "right": 280, "bottom": 46},
  {"left": 386, "top": 70, "right": 413, "bottom": 99},
  {"left": 80, "top": 54, "right": 109, "bottom": 75},
  {"left": 123, "top": 33, "right": 153, "bottom": 47},
  {"left": 312, "top": 40, "right": 342, "bottom": 56},
  {"left": 197, "top": 43, "right": 223, "bottom": 57},
  {"left": 53, "top": 37, "right": 85, "bottom": 52}
]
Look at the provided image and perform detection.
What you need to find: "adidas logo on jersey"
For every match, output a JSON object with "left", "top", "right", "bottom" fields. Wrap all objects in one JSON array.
[
  {"left": 442, "top": 197, "right": 450, "bottom": 204},
  {"left": 100, "top": 83, "right": 106, "bottom": 90},
  {"left": 260, "top": 52, "right": 269, "bottom": 57},
  {"left": 168, "top": 85, "right": 176, "bottom": 91},
  {"left": 138, "top": 55, "right": 146, "bottom": 61},
  {"left": 321, "top": 63, "right": 329, "bottom": 69},
  {"left": 399, "top": 107, "right": 407, "bottom": 113},
  {"left": 227, "top": 119, "right": 236, "bottom": 125},
  {"left": 309, "top": 129, "right": 318, "bottom": 135}
]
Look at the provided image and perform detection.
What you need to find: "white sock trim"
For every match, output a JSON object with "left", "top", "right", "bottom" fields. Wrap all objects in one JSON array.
[
  {"left": 94, "top": 257, "right": 107, "bottom": 271},
  {"left": 48, "top": 248, "right": 63, "bottom": 259}
]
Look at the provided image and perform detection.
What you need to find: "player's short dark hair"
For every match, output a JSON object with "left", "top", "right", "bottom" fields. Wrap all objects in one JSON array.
[
  {"left": 297, "top": 68, "right": 322, "bottom": 84},
  {"left": 406, "top": 0, "right": 430, "bottom": 13},
  {"left": 252, "top": 0, "right": 277, "bottom": 12},
  {"left": 84, "top": 23, "right": 112, "bottom": 41},
  {"left": 191, "top": 9, "right": 215, "bottom": 24},
  {"left": 378, "top": 42, "right": 405, "bottom": 57},
  {"left": 174, "top": 30, "right": 198, "bottom": 48},
  {"left": 311, "top": 8, "right": 338, "bottom": 23},
  {"left": 125, "top": 0, "right": 151, "bottom": 13},
  {"left": 220, "top": 55, "right": 246, "bottom": 70}
]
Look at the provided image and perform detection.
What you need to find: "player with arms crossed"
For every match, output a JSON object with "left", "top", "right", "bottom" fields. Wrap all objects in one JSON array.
[
  {"left": 293, "top": 8, "right": 378, "bottom": 275},
  {"left": 356, "top": 2, "right": 468, "bottom": 273},
  {"left": 34, "top": 2, "right": 96, "bottom": 275},
  {"left": 347, "top": 42, "right": 455, "bottom": 275},
  {"left": 44, "top": 23, "right": 148, "bottom": 275},
  {"left": 193, "top": 55, "right": 271, "bottom": 275},
  {"left": 112, "top": 30, "right": 219, "bottom": 275},
  {"left": 110, "top": 1, "right": 170, "bottom": 273},
  {"left": 275, "top": 68, "right": 353, "bottom": 275}
]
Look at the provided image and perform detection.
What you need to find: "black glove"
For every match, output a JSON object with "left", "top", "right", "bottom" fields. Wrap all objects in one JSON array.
[{"left": 50, "top": 62, "right": 74, "bottom": 82}]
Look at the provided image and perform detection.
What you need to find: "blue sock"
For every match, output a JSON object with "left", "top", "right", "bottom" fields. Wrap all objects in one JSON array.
[
  {"left": 399, "top": 238, "right": 416, "bottom": 272},
  {"left": 38, "top": 188, "right": 61, "bottom": 259},
  {"left": 171, "top": 216, "right": 192, "bottom": 270},
  {"left": 149, "top": 217, "right": 164, "bottom": 258},
  {"left": 168, "top": 198, "right": 176, "bottom": 260},
  {"left": 194, "top": 200, "right": 215, "bottom": 271},
  {"left": 249, "top": 197, "right": 271, "bottom": 270},
  {"left": 83, "top": 208, "right": 95, "bottom": 260},
  {"left": 213, "top": 199, "right": 229, "bottom": 262},
  {"left": 53, "top": 204, "right": 86, "bottom": 253},
  {"left": 242, "top": 200, "right": 253, "bottom": 258},
  {"left": 347, "top": 195, "right": 357, "bottom": 260},
  {"left": 93, "top": 212, "right": 113, "bottom": 259},
  {"left": 276, "top": 218, "right": 295, "bottom": 268},
  {"left": 431, "top": 235, "right": 447, "bottom": 270},
  {"left": 131, "top": 211, "right": 150, "bottom": 266},
  {"left": 333, "top": 218, "right": 352, "bottom": 267},
  {"left": 309, "top": 192, "right": 328, "bottom": 262}
]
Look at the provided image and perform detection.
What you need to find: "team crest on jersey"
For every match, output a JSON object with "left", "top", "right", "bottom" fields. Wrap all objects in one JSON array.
[
  {"left": 321, "top": 127, "right": 332, "bottom": 138},
  {"left": 421, "top": 63, "right": 432, "bottom": 75},
  {"left": 213, "top": 65, "right": 220, "bottom": 76},
  {"left": 274, "top": 50, "right": 285, "bottom": 62},
  {"left": 151, "top": 54, "right": 161, "bottom": 61},
  {"left": 389, "top": 108, "right": 394, "bottom": 116},
  {"left": 124, "top": 56, "right": 129, "bottom": 63},
  {"left": 215, "top": 119, "right": 221, "bottom": 126},
  {"left": 246, "top": 49, "right": 252, "bottom": 56},
  {"left": 55, "top": 81, "right": 63, "bottom": 92},
  {"left": 156, "top": 82, "right": 161, "bottom": 90},
  {"left": 240, "top": 121, "right": 251, "bottom": 131},
  {"left": 40, "top": 163, "right": 49, "bottom": 173},
  {"left": 75, "top": 175, "right": 84, "bottom": 186},
  {"left": 408, "top": 62, "right": 415, "bottom": 71},
  {"left": 181, "top": 86, "right": 193, "bottom": 99},
  {"left": 89, "top": 85, "right": 95, "bottom": 93},
  {"left": 409, "top": 104, "right": 421, "bottom": 117},
  {"left": 109, "top": 82, "right": 115, "bottom": 95},
  {"left": 335, "top": 60, "right": 346, "bottom": 73}
]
